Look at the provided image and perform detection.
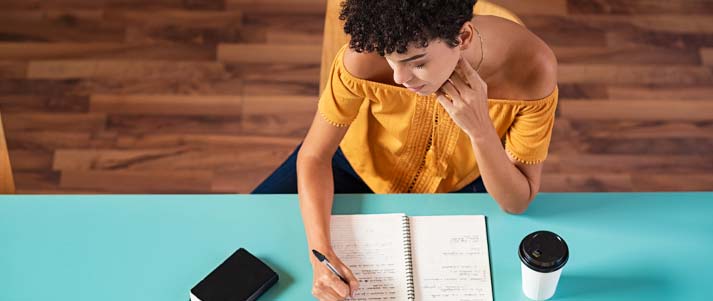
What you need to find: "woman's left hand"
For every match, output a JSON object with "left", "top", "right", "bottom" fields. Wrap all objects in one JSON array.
[{"left": 435, "top": 55, "right": 493, "bottom": 140}]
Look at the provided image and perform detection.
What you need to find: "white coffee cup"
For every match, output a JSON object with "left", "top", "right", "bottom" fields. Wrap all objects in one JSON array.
[{"left": 519, "top": 231, "right": 569, "bottom": 300}]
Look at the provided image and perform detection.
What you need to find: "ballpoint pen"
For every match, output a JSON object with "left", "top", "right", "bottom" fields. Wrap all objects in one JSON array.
[{"left": 311, "top": 249, "right": 349, "bottom": 284}]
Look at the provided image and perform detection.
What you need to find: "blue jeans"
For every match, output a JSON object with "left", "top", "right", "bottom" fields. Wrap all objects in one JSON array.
[{"left": 251, "top": 144, "right": 487, "bottom": 194}]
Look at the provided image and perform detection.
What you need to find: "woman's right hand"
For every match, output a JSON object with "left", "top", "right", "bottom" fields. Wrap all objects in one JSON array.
[{"left": 311, "top": 251, "right": 360, "bottom": 301}]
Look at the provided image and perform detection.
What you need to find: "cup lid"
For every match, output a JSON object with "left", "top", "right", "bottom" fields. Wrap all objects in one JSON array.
[{"left": 519, "top": 230, "right": 569, "bottom": 273}]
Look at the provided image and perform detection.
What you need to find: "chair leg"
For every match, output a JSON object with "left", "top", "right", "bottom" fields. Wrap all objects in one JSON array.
[{"left": 0, "top": 113, "right": 16, "bottom": 194}]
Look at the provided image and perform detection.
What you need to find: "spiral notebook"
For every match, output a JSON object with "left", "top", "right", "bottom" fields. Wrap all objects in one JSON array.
[{"left": 331, "top": 214, "right": 493, "bottom": 301}]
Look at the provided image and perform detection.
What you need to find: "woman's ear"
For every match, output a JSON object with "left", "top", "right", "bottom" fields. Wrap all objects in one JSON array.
[{"left": 458, "top": 22, "right": 475, "bottom": 50}]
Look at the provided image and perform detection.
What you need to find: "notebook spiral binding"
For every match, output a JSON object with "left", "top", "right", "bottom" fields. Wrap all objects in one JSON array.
[{"left": 401, "top": 215, "right": 416, "bottom": 300}]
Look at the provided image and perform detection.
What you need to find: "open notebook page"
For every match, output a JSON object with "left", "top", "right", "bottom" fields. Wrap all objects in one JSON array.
[
  {"left": 409, "top": 215, "right": 493, "bottom": 301},
  {"left": 331, "top": 214, "right": 411, "bottom": 300}
]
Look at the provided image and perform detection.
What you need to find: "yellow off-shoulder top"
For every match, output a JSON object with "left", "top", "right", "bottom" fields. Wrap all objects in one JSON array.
[{"left": 318, "top": 44, "right": 558, "bottom": 193}]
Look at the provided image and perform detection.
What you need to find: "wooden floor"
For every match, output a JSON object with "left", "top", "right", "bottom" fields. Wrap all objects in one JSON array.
[{"left": 1, "top": 0, "right": 712, "bottom": 193}]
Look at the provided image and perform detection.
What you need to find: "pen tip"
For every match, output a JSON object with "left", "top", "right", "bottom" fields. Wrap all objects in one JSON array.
[{"left": 312, "top": 249, "right": 325, "bottom": 261}]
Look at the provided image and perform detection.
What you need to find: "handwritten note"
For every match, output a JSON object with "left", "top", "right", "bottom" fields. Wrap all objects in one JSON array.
[
  {"left": 409, "top": 216, "right": 492, "bottom": 301},
  {"left": 330, "top": 214, "right": 492, "bottom": 301},
  {"left": 331, "top": 214, "right": 411, "bottom": 300}
]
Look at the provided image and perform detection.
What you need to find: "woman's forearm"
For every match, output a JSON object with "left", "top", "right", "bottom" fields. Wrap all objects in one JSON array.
[
  {"left": 296, "top": 151, "right": 337, "bottom": 264},
  {"left": 468, "top": 126, "right": 533, "bottom": 214}
]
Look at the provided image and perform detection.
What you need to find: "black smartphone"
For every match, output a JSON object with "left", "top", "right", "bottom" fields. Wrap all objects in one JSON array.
[{"left": 190, "top": 248, "right": 279, "bottom": 301}]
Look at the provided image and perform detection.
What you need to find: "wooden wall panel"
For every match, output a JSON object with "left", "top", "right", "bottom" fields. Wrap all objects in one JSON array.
[{"left": 0, "top": 0, "right": 711, "bottom": 193}]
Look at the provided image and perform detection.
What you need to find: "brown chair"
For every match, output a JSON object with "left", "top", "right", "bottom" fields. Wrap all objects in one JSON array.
[
  {"left": 319, "top": 0, "right": 523, "bottom": 92},
  {"left": 0, "top": 112, "right": 16, "bottom": 194}
]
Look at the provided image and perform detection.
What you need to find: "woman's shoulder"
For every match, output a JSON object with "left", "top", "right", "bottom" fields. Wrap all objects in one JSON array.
[
  {"left": 478, "top": 16, "right": 558, "bottom": 101},
  {"left": 342, "top": 47, "right": 397, "bottom": 86},
  {"left": 514, "top": 39, "right": 558, "bottom": 101}
]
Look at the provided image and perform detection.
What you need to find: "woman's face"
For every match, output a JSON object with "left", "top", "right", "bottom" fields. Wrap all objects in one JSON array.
[{"left": 384, "top": 39, "right": 461, "bottom": 96}]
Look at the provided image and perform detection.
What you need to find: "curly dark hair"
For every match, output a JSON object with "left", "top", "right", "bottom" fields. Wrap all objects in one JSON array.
[{"left": 339, "top": 0, "right": 477, "bottom": 56}]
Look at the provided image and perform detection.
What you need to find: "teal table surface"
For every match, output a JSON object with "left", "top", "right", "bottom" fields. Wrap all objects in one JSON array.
[{"left": 1, "top": 192, "right": 712, "bottom": 300}]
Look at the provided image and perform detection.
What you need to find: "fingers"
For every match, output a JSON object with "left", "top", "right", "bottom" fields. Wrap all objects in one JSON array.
[
  {"left": 455, "top": 55, "right": 486, "bottom": 91},
  {"left": 313, "top": 284, "right": 343, "bottom": 301},
  {"left": 330, "top": 275, "right": 352, "bottom": 298},
  {"left": 319, "top": 263, "right": 352, "bottom": 298},
  {"left": 440, "top": 80, "right": 463, "bottom": 109},
  {"left": 340, "top": 265, "right": 360, "bottom": 296},
  {"left": 435, "top": 89, "right": 455, "bottom": 112},
  {"left": 329, "top": 256, "right": 359, "bottom": 297},
  {"left": 448, "top": 72, "right": 469, "bottom": 97},
  {"left": 313, "top": 275, "right": 350, "bottom": 301}
]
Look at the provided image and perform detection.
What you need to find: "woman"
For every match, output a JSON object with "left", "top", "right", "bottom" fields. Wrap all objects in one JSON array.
[{"left": 253, "top": 0, "right": 558, "bottom": 299}]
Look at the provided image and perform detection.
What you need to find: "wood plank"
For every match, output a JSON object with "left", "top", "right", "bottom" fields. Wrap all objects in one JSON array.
[
  {"left": 545, "top": 154, "right": 713, "bottom": 174},
  {"left": 554, "top": 84, "right": 608, "bottom": 99},
  {"left": 606, "top": 31, "right": 713, "bottom": 49},
  {"left": 115, "top": 134, "right": 299, "bottom": 149},
  {"left": 520, "top": 16, "right": 607, "bottom": 47},
  {"left": 0, "top": 42, "right": 215, "bottom": 60},
  {"left": 488, "top": 0, "right": 568, "bottom": 16},
  {"left": 702, "top": 48, "right": 713, "bottom": 66},
  {"left": 558, "top": 65, "right": 713, "bottom": 85},
  {"left": 557, "top": 15, "right": 713, "bottom": 33},
  {"left": 1, "top": 113, "right": 107, "bottom": 132},
  {"left": 0, "top": 10, "right": 104, "bottom": 23},
  {"left": 90, "top": 94, "right": 242, "bottom": 116},
  {"left": 59, "top": 170, "right": 214, "bottom": 193},
  {"left": 226, "top": 0, "right": 326, "bottom": 14},
  {"left": 237, "top": 63, "right": 320, "bottom": 83},
  {"left": 238, "top": 63, "right": 320, "bottom": 96},
  {"left": 0, "top": 76, "right": 244, "bottom": 96},
  {"left": 0, "top": 61, "right": 27, "bottom": 79},
  {"left": 0, "top": 10, "right": 125, "bottom": 42},
  {"left": 103, "top": 10, "right": 242, "bottom": 28},
  {"left": 27, "top": 60, "right": 96, "bottom": 79},
  {"left": 242, "top": 95, "right": 316, "bottom": 137},
  {"left": 0, "top": 94, "right": 89, "bottom": 112},
  {"left": 53, "top": 146, "right": 295, "bottom": 171},
  {"left": 110, "top": 10, "right": 244, "bottom": 44},
  {"left": 91, "top": 76, "right": 244, "bottom": 95},
  {"left": 541, "top": 173, "right": 633, "bottom": 192},
  {"left": 624, "top": 15, "right": 713, "bottom": 33},
  {"left": 632, "top": 173, "right": 713, "bottom": 191},
  {"left": 577, "top": 137, "right": 713, "bottom": 155},
  {"left": 559, "top": 100, "right": 713, "bottom": 120},
  {"left": 15, "top": 188, "right": 106, "bottom": 194},
  {"left": 565, "top": 119, "right": 713, "bottom": 139},
  {"left": 607, "top": 85, "right": 713, "bottom": 100},
  {"left": 212, "top": 167, "right": 281, "bottom": 193},
  {"left": 243, "top": 81, "right": 319, "bottom": 96},
  {"left": 217, "top": 44, "right": 321, "bottom": 64},
  {"left": 12, "top": 171, "right": 61, "bottom": 190},
  {"left": 266, "top": 31, "right": 322, "bottom": 45},
  {"left": 0, "top": 79, "right": 81, "bottom": 95},
  {"left": 553, "top": 46, "right": 701, "bottom": 65},
  {"left": 124, "top": 27, "right": 243, "bottom": 44},
  {"left": 7, "top": 150, "right": 54, "bottom": 171},
  {"left": 242, "top": 13, "right": 323, "bottom": 35},
  {"left": 567, "top": 0, "right": 713, "bottom": 14},
  {"left": 232, "top": 25, "right": 268, "bottom": 43},
  {"left": 0, "top": 0, "right": 224, "bottom": 10},
  {"left": 5, "top": 131, "right": 103, "bottom": 150},
  {"left": 53, "top": 147, "right": 193, "bottom": 171},
  {"left": 106, "top": 115, "right": 242, "bottom": 134},
  {"left": 27, "top": 60, "right": 228, "bottom": 80},
  {"left": 549, "top": 119, "right": 588, "bottom": 155}
]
